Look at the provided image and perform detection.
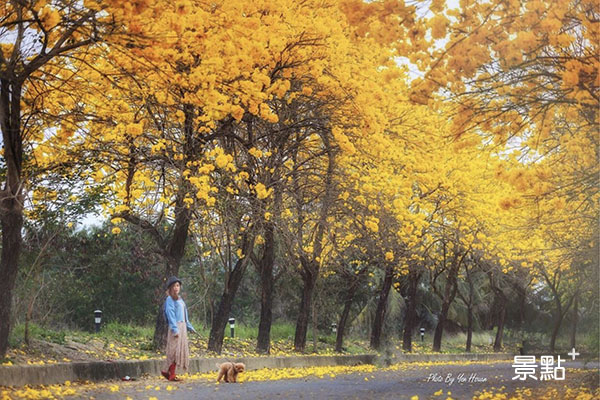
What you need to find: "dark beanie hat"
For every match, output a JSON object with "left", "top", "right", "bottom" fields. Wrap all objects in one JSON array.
[{"left": 166, "top": 276, "right": 182, "bottom": 290}]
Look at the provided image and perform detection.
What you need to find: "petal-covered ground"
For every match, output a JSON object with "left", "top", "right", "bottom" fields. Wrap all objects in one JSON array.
[{"left": 2, "top": 360, "right": 598, "bottom": 399}]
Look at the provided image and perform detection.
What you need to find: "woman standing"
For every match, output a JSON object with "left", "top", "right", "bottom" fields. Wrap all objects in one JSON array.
[{"left": 161, "top": 276, "right": 196, "bottom": 381}]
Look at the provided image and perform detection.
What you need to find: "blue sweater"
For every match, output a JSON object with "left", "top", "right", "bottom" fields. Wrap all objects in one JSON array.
[{"left": 164, "top": 296, "right": 196, "bottom": 335}]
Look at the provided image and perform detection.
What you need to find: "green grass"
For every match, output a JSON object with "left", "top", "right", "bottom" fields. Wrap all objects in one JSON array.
[
  {"left": 502, "top": 328, "right": 599, "bottom": 356},
  {"left": 583, "top": 330, "right": 600, "bottom": 356},
  {"left": 396, "top": 331, "right": 516, "bottom": 354},
  {"left": 441, "top": 331, "right": 497, "bottom": 352},
  {"left": 269, "top": 322, "right": 296, "bottom": 341},
  {"left": 189, "top": 321, "right": 296, "bottom": 341},
  {"left": 100, "top": 322, "right": 154, "bottom": 340},
  {"left": 553, "top": 331, "right": 600, "bottom": 356},
  {"left": 9, "top": 320, "right": 596, "bottom": 362},
  {"left": 399, "top": 329, "right": 599, "bottom": 355},
  {"left": 9, "top": 323, "right": 67, "bottom": 347},
  {"left": 222, "top": 323, "right": 259, "bottom": 340}
]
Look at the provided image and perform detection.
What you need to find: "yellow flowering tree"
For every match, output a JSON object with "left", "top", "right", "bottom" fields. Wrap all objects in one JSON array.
[
  {"left": 402, "top": 0, "right": 598, "bottom": 352},
  {"left": 0, "top": 0, "right": 137, "bottom": 358}
]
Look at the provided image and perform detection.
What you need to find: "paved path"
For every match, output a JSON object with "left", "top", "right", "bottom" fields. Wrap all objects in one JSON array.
[{"left": 77, "top": 360, "right": 599, "bottom": 399}]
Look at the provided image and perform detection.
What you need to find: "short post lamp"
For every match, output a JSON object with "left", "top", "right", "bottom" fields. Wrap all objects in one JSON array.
[
  {"left": 229, "top": 317, "right": 235, "bottom": 338},
  {"left": 331, "top": 323, "right": 337, "bottom": 334},
  {"left": 420, "top": 327, "right": 425, "bottom": 342},
  {"left": 94, "top": 310, "right": 102, "bottom": 333}
]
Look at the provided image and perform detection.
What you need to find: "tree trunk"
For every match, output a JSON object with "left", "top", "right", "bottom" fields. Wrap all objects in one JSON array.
[
  {"left": 256, "top": 183, "right": 281, "bottom": 354},
  {"left": 549, "top": 315, "right": 562, "bottom": 353},
  {"left": 515, "top": 283, "right": 527, "bottom": 330},
  {"left": 207, "top": 261, "right": 250, "bottom": 354},
  {"left": 294, "top": 263, "right": 317, "bottom": 353},
  {"left": 335, "top": 296, "right": 353, "bottom": 353},
  {"left": 548, "top": 288, "right": 567, "bottom": 354},
  {"left": 208, "top": 287, "right": 237, "bottom": 353},
  {"left": 0, "top": 79, "right": 24, "bottom": 358},
  {"left": 335, "top": 275, "right": 363, "bottom": 352},
  {"left": 542, "top": 269, "right": 576, "bottom": 354},
  {"left": 549, "top": 302, "right": 566, "bottom": 354},
  {"left": 549, "top": 293, "right": 576, "bottom": 353},
  {"left": 461, "top": 263, "right": 475, "bottom": 353},
  {"left": 432, "top": 263, "right": 459, "bottom": 352},
  {"left": 466, "top": 305, "right": 473, "bottom": 352},
  {"left": 291, "top": 130, "right": 336, "bottom": 353},
  {"left": 432, "top": 301, "right": 450, "bottom": 352},
  {"left": 256, "top": 222, "right": 275, "bottom": 354},
  {"left": 312, "top": 292, "right": 318, "bottom": 353},
  {"left": 486, "top": 269, "right": 507, "bottom": 352},
  {"left": 402, "top": 271, "right": 420, "bottom": 352},
  {"left": 207, "top": 235, "right": 254, "bottom": 353},
  {"left": 0, "top": 210, "right": 23, "bottom": 356},
  {"left": 493, "top": 301, "right": 505, "bottom": 352},
  {"left": 570, "top": 294, "right": 578, "bottom": 350},
  {"left": 370, "top": 265, "right": 394, "bottom": 350}
]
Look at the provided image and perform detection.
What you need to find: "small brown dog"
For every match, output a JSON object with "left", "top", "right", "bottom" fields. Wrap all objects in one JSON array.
[{"left": 216, "top": 361, "right": 245, "bottom": 383}]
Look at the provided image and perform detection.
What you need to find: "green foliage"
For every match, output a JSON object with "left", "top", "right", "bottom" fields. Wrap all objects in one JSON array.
[
  {"left": 54, "top": 227, "right": 163, "bottom": 328},
  {"left": 16, "top": 224, "right": 164, "bottom": 331}
]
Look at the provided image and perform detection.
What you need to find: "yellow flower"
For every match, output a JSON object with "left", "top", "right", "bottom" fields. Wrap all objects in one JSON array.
[
  {"left": 248, "top": 147, "right": 263, "bottom": 158},
  {"left": 231, "top": 105, "right": 245, "bottom": 121},
  {"left": 125, "top": 122, "right": 143, "bottom": 137},
  {"left": 255, "top": 183, "right": 273, "bottom": 199},
  {"left": 429, "top": 15, "right": 448, "bottom": 39},
  {"left": 364, "top": 217, "right": 379, "bottom": 233}
]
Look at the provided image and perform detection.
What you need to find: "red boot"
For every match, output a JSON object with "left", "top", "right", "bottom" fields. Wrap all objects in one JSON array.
[
  {"left": 168, "top": 362, "right": 182, "bottom": 381},
  {"left": 161, "top": 370, "right": 170, "bottom": 380}
]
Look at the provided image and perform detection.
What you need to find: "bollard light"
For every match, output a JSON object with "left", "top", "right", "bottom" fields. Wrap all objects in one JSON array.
[
  {"left": 331, "top": 323, "right": 337, "bottom": 334},
  {"left": 94, "top": 310, "right": 102, "bottom": 333},
  {"left": 229, "top": 317, "right": 235, "bottom": 338},
  {"left": 420, "top": 327, "right": 425, "bottom": 342}
]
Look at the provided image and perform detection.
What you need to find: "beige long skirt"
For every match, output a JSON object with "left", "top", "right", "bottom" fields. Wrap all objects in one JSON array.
[{"left": 163, "top": 321, "right": 190, "bottom": 372}]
